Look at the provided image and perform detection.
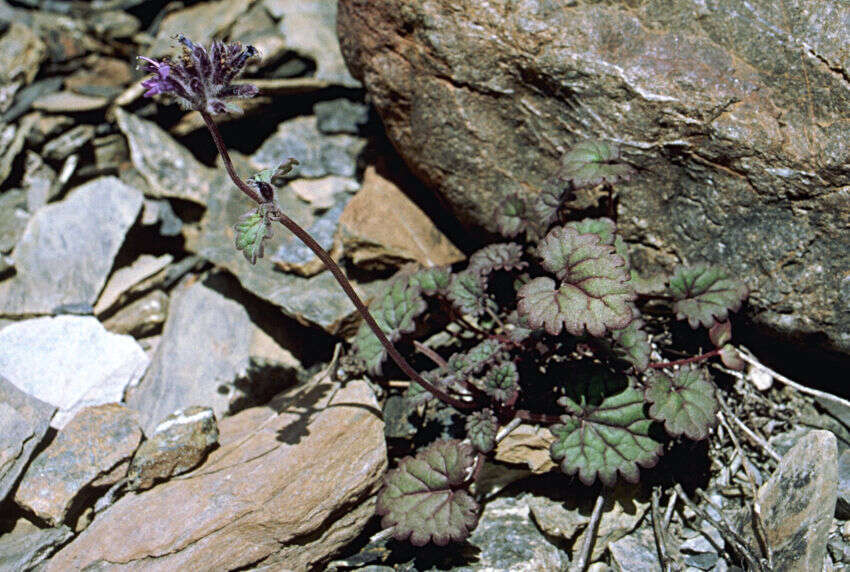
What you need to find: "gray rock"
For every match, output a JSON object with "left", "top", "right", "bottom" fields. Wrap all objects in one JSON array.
[
  {"left": 0, "top": 113, "right": 36, "bottom": 186},
  {"left": 14, "top": 403, "right": 142, "bottom": 526},
  {"left": 838, "top": 449, "right": 850, "bottom": 518},
  {"left": 250, "top": 115, "right": 365, "bottom": 180},
  {"left": 0, "top": 80, "right": 20, "bottom": 114},
  {"left": 86, "top": 10, "right": 140, "bottom": 39},
  {"left": 265, "top": 0, "right": 361, "bottom": 87},
  {"left": 92, "top": 133, "right": 129, "bottom": 174},
  {"left": 115, "top": 108, "right": 213, "bottom": 204},
  {"left": 758, "top": 430, "right": 837, "bottom": 571},
  {"left": 25, "top": 112, "right": 73, "bottom": 148},
  {"left": 0, "top": 189, "right": 28, "bottom": 253},
  {"left": 126, "top": 275, "right": 301, "bottom": 434},
  {"left": 0, "top": 77, "right": 62, "bottom": 124},
  {"left": 314, "top": 98, "right": 370, "bottom": 134},
  {"left": 0, "top": 176, "right": 142, "bottom": 315},
  {"left": 150, "top": 0, "right": 252, "bottom": 58},
  {"left": 0, "top": 22, "right": 45, "bottom": 85},
  {"left": 32, "top": 91, "right": 108, "bottom": 113},
  {"left": 127, "top": 406, "right": 219, "bottom": 491},
  {"left": 338, "top": 0, "right": 850, "bottom": 354},
  {"left": 0, "top": 376, "right": 55, "bottom": 502},
  {"left": 0, "top": 518, "right": 73, "bottom": 572},
  {"left": 94, "top": 254, "right": 173, "bottom": 316},
  {"left": 609, "top": 527, "right": 662, "bottom": 572},
  {"left": 453, "top": 495, "right": 570, "bottom": 571},
  {"left": 102, "top": 289, "right": 169, "bottom": 338},
  {"left": 42, "top": 124, "right": 94, "bottom": 162},
  {"left": 0, "top": 316, "right": 148, "bottom": 429},
  {"left": 198, "top": 160, "right": 389, "bottom": 334},
  {"left": 22, "top": 151, "right": 57, "bottom": 212}
]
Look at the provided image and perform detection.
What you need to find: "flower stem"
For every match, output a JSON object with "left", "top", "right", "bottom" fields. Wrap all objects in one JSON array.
[
  {"left": 647, "top": 348, "right": 722, "bottom": 369},
  {"left": 200, "top": 111, "right": 474, "bottom": 411}
]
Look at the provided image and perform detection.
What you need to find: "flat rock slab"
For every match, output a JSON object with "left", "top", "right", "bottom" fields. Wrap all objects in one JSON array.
[
  {"left": 116, "top": 109, "right": 213, "bottom": 204},
  {"left": 49, "top": 376, "right": 386, "bottom": 571},
  {"left": 338, "top": 0, "right": 850, "bottom": 354},
  {"left": 0, "top": 316, "right": 149, "bottom": 428},
  {"left": 151, "top": 0, "right": 252, "bottom": 57},
  {"left": 0, "top": 176, "right": 142, "bottom": 315},
  {"left": 15, "top": 403, "right": 142, "bottom": 526},
  {"left": 0, "top": 518, "right": 72, "bottom": 572},
  {"left": 0, "top": 188, "right": 29, "bottom": 253},
  {"left": 94, "top": 253, "right": 173, "bottom": 315},
  {"left": 0, "top": 376, "right": 55, "bottom": 502},
  {"left": 758, "top": 429, "right": 837, "bottom": 571},
  {"left": 0, "top": 22, "right": 45, "bottom": 85},
  {"left": 337, "top": 166, "right": 465, "bottom": 269},
  {"left": 126, "top": 274, "right": 301, "bottom": 435}
]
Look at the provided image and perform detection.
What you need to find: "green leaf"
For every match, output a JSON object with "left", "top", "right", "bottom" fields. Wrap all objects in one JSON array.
[
  {"left": 466, "top": 409, "right": 498, "bottom": 453},
  {"left": 496, "top": 195, "right": 527, "bottom": 238},
  {"left": 233, "top": 206, "right": 272, "bottom": 264},
  {"left": 719, "top": 344, "right": 745, "bottom": 371},
  {"left": 558, "top": 139, "right": 634, "bottom": 189},
  {"left": 551, "top": 369, "right": 662, "bottom": 486},
  {"left": 376, "top": 439, "right": 479, "bottom": 546},
  {"left": 645, "top": 367, "right": 718, "bottom": 440},
  {"left": 612, "top": 319, "right": 652, "bottom": 372},
  {"left": 447, "top": 271, "right": 493, "bottom": 316},
  {"left": 482, "top": 361, "right": 519, "bottom": 403},
  {"left": 468, "top": 243, "right": 527, "bottom": 276},
  {"left": 564, "top": 217, "right": 617, "bottom": 245},
  {"left": 448, "top": 339, "right": 504, "bottom": 376},
  {"left": 250, "top": 168, "right": 275, "bottom": 185},
  {"left": 518, "top": 226, "right": 635, "bottom": 336},
  {"left": 532, "top": 177, "right": 567, "bottom": 229},
  {"left": 408, "top": 266, "right": 451, "bottom": 295},
  {"left": 352, "top": 280, "right": 427, "bottom": 375},
  {"left": 669, "top": 264, "right": 749, "bottom": 328}
]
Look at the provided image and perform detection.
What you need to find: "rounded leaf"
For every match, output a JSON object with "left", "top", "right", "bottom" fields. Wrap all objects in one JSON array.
[
  {"left": 645, "top": 367, "right": 718, "bottom": 440},
  {"left": 612, "top": 319, "right": 651, "bottom": 372},
  {"left": 466, "top": 409, "right": 498, "bottom": 453},
  {"left": 495, "top": 195, "right": 527, "bottom": 237},
  {"left": 468, "top": 243, "right": 527, "bottom": 276},
  {"left": 558, "top": 139, "right": 634, "bottom": 189},
  {"left": 447, "top": 270, "right": 492, "bottom": 317},
  {"left": 669, "top": 264, "right": 749, "bottom": 328},
  {"left": 564, "top": 217, "right": 617, "bottom": 245},
  {"left": 376, "top": 439, "right": 479, "bottom": 546}
]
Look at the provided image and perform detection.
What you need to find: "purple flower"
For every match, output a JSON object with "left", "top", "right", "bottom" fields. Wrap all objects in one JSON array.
[{"left": 138, "top": 35, "right": 259, "bottom": 115}]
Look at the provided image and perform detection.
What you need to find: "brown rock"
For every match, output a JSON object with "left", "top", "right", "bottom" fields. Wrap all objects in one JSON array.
[
  {"left": 0, "top": 22, "right": 45, "bottom": 85},
  {"left": 102, "top": 289, "right": 169, "bottom": 338},
  {"left": 49, "top": 376, "right": 386, "bottom": 571},
  {"left": 337, "top": 166, "right": 465, "bottom": 269},
  {"left": 337, "top": 0, "right": 850, "bottom": 354},
  {"left": 14, "top": 403, "right": 142, "bottom": 526},
  {"left": 32, "top": 91, "right": 108, "bottom": 113},
  {"left": 94, "top": 254, "right": 173, "bottom": 316},
  {"left": 494, "top": 424, "right": 557, "bottom": 473},
  {"left": 64, "top": 56, "right": 133, "bottom": 98}
]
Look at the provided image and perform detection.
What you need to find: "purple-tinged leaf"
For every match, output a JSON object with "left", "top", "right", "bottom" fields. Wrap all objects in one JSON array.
[
  {"left": 709, "top": 320, "right": 732, "bottom": 347},
  {"left": 466, "top": 409, "right": 498, "bottom": 453},
  {"left": 482, "top": 361, "right": 519, "bottom": 404},
  {"left": 557, "top": 139, "right": 634, "bottom": 189},
  {"left": 669, "top": 264, "right": 749, "bottom": 328},
  {"left": 645, "top": 366, "right": 718, "bottom": 440},
  {"left": 719, "top": 344, "right": 745, "bottom": 371},
  {"left": 447, "top": 270, "right": 493, "bottom": 317},
  {"left": 495, "top": 195, "right": 527, "bottom": 238},
  {"left": 408, "top": 265, "right": 451, "bottom": 295},
  {"left": 468, "top": 243, "right": 527, "bottom": 276},
  {"left": 612, "top": 319, "right": 651, "bottom": 372}
]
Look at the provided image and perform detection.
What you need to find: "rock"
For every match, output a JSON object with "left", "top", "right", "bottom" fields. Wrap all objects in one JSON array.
[
  {"left": 22, "top": 151, "right": 57, "bottom": 212},
  {"left": 338, "top": 0, "right": 850, "bottom": 354},
  {"left": 494, "top": 423, "right": 557, "bottom": 473},
  {"left": 151, "top": 0, "right": 252, "bottom": 55},
  {"left": 527, "top": 485, "right": 649, "bottom": 561},
  {"left": 251, "top": 115, "right": 365, "bottom": 180},
  {"left": 838, "top": 449, "right": 850, "bottom": 518},
  {"left": 116, "top": 108, "right": 214, "bottom": 204},
  {"left": 0, "top": 316, "right": 148, "bottom": 429},
  {"left": 102, "top": 289, "right": 169, "bottom": 338},
  {"left": 48, "top": 375, "right": 386, "bottom": 571},
  {"left": 94, "top": 254, "right": 173, "bottom": 315},
  {"left": 0, "top": 22, "right": 45, "bottom": 84},
  {"left": 14, "top": 403, "right": 142, "bottom": 526},
  {"left": 0, "top": 113, "right": 36, "bottom": 186},
  {"left": 315, "top": 98, "right": 370, "bottom": 134},
  {"left": 86, "top": 10, "right": 141, "bottom": 40},
  {"left": 337, "top": 166, "right": 465, "bottom": 269},
  {"left": 0, "top": 77, "right": 62, "bottom": 124},
  {"left": 64, "top": 56, "right": 132, "bottom": 99},
  {"left": 0, "top": 176, "right": 143, "bottom": 315},
  {"left": 92, "top": 133, "right": 130, "bottom": 175},
  {"left": 461, "top": 495, "right": 570, "bottom": 571},
  {"left": 0, "top": 80, "right": 20, "bottom": 114},
  {"left": 41, "top": 124, "right": 94, "bottom": 162},
  {"left": 229, "top": 2, "right": 287, "bottom": 74},
  {"left": 269, "top": 177, "right": 358, "bottom": 276},
  {"left": 0, "top": 376, "right": 55, "bottom": 502},
  {"left": 139, "top": 198, "right": 182, "bottom": 236},
  {"left": 126, "top": 406, "right": 218, "bottom": 491},
  {"left": 0, "top": 189, "right": 28, "bottom": 253},
  {"left": 0, "top": 518, "right": 73, "bottom": 571},
  {"left": 25, "top": 112, "right": 72, "bottom": 148},
  {"left": 758, "top": 429, "right": 837, "bottom": 571},
  {"left": 198, "top": 160, "right": 389, "bottom": 334},
  {"left": 32, "top": 91, "right": 108, "bottom": 113},
  {"left": 609, "top": 527, "right": 663, "bottom": 572},
  {"left": 265, "top": 0, "right": 360, "bottom": 87},
  {"left": 125, "top": 275, "right": 301, "bottom": 434}
]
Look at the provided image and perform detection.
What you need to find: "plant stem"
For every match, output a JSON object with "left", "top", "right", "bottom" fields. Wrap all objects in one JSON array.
[
  {"left": 648, "top": 348, "right": 721, "bottom": 369},
  {"left": 570, "top": 490, "right": 606, "bottom": 572},
  {"left": 200, "top": 111, "right": 474, "bottom": 411}
]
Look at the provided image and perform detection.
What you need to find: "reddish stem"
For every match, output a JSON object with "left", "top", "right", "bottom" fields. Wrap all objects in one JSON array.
[
  {"left": 201, "top": 111, "right": 474, "bottom": 411},
  {"left": 514, "top": 410, "right": 561, "bottom": 424},
  {"left": 647, "top": 348, "right": 722, "bottom": 369}
]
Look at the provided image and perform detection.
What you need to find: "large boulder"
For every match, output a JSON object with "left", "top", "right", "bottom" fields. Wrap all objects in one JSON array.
[{"left": 338, "top": 0, "right": 850, "bottom": 353}]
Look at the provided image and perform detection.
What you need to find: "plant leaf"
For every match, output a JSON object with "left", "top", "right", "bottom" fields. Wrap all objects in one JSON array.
[
  {"left": 669, "top": 264, "right": 749, "bottom": 328},
  {"left": 612, "top": 319, "right": 651, "bottom": 372},
  {"left": 518, "top": 227, "right": 635, "bottom": 336},
  {"left": 558, "top": 139, "right": 634, "bottom": 189},
  {"left": 482, "top": 361, "right": 520, "bottom": 403},
  {"left": 376, "top": 439, "right": 479, "bottom": 546},
  {"left": 719, "top": 344, "right": 745, "bottom": 371},
  {"left": 645, "top": 367, "right": 718, "bottom": 440},
  {"left": 496, "top": 195, "right": 527, "bottom": 238},
  {"left": 564, "top": 217, "right": 617, "bottom": 245},
  {"left": 468, "top": 243, "right": 527, "bottom": 276},
  {"left": 466, "top": 409, "right": 498, "bottom": 453},
  {"left": 408, "top": 265, "right": 451, "bottom": 295},
  {"left": 448, "top": 339, "right": 505, "bottom": 376},
  {"left": 352, "top": 280, "right": 427, "bottom": 375},
  {"left": 234, "top": 206, "right": 272, "bottom": 264},
  {"left": 709, "top": 320, "right": 732, "bottom": 347},
  {"left": 447, "top": 270, "right": 493, "bottom": 316},
  {"left": 550, "top": 367, "right": 662, "bottom": 486}
]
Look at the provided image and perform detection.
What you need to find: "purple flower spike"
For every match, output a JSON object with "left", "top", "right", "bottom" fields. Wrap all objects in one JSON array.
[{"left": 137, "top": 34, "right": 259, "bottom": 115}]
